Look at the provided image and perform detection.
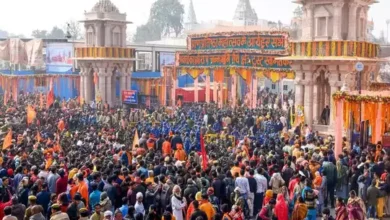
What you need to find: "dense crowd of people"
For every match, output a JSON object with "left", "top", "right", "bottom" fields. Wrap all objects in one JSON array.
[{"left": 0, "top": 93, "right": 388, "bottom": 220}]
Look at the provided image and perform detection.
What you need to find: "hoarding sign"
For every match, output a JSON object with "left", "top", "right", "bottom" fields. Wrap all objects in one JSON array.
[
  {"left": 46, "top": 43, "right": 73, "bottom": 73},
  {"left": 122, "top": 90, "right": 138, "bottom": 104},
  {"left": 160, "top": 52, "right": 175, "bottom": 66}
]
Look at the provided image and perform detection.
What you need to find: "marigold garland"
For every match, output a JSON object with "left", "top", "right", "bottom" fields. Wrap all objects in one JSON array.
[{"left": 333, "top": 91, "right": 390, "bottom": 103}]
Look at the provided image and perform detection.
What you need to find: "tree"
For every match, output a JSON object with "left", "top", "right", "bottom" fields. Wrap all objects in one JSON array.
[
  {"left": 48, "top": 26, "right": 65, "bottom": 39},
  {"left": 133, "top": 22, "right": 162, "bottom": 43},
  {"left": 31, "top": 29, "right": 48, "bottom": 38},
  {"left": 149, "top": 0, "right": 185, "bottom": 37},
  {"left": 64, "top": 20, "right": 83, "bottom": 40}
]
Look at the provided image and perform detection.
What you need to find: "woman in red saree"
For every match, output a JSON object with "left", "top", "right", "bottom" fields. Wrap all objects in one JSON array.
[
  {"left": 347, "top": 190, "right": 365, "bottom": 220},
  {"left": 335, "top": 198, "right": 348, "bottom": 220},
  {"left": 274, "top": 194, "right": 288, "bottom": 220}
]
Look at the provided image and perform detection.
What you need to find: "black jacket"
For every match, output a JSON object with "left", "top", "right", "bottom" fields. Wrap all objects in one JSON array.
[{"left": 190, "top": 209, "right": 208, "bottom": 220}]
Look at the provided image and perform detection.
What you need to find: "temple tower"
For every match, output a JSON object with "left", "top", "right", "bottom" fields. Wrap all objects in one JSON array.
[
  {"left": 233, "top": 0, "right": 258, "bottom": 26},
  {"left": 185, "top": 0, "right": 198, "bottom": 31},
  {"left": 74, "top": 0, "right": 135, "bottom": 106}
]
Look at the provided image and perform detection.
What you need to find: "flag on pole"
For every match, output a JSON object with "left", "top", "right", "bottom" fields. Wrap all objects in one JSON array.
[
  {"left": 3, "top": 129, "right": 12, "bottom": 149},
  {"left": 132, "top": 130, "right": 139, "bottom": 150},
  {"left": 46, "top": 78, "right": 54, "bottom": 109},
  {"left": 27, "top": 105, "right": 36, "bottom": 125},
  {"left": 36, "top": 131, "right": 42, "bottom": 142},
  {"left": 200, "top": 134, "right": 208, "bottom": 171}
]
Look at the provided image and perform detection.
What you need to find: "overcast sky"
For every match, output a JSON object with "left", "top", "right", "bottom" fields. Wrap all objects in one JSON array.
[{"left": 0, "top": 0, "right": 388, "bottom": 37}]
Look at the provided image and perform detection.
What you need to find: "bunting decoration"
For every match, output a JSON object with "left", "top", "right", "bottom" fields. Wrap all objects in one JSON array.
[{"left": 290, "top": 41, "right": 379, "bottom": 58}]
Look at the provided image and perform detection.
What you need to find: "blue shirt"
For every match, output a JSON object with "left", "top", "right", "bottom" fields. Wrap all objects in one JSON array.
[
  {"left": 119, "top": 204, "right": 129, "bottom": 217},
  {"left": 89, "top": 190, "right": 102, "bottom": 211}
]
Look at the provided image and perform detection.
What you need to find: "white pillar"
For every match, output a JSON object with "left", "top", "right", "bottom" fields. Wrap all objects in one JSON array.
[
  {"left": 329, "top": 84, "right": 339, "bottom": 127},
  {"left": 120, "top": 70, "right": 126, "bottom": 101},
  {"left": 231, "top": 74, "right": 237, "bottom": 108},
  {"left": 98, "top": 68, "right": 106, "bottom": 103},
  {"left": 213, "top": 72, "right": 218, "bottom": 103},
  {"left": 79, "top": 71, "right": 85, "bottom": 102},
  {"left": 205, "top": 75, "right": 210, "bottom": 103},
  {"left": 105, "top": 23, "right": 111, "bottom": 47},
  {"left": 332, "top": 2, "right": 344, "bottom": 40},
  {"left": 194, "top": 77, "right": 199, "bottom": 102},
  {"left": 252, "top": 77, "right": 258, "bottom": 109},
  {"left": 304, "top": 80, "right": 314, "bottom": 126},
  {"left": 106, "top": 70, "right": 113, "bottom": 107},
  {"left": 303, "top": 4, "right": 314, "bottom": 40},
  {"left": 84, "top": 70, "right": 92, "bottom": 104},
  {"left": 294, "top": 71, "right": 304, "bottom": 107},
  {"left": 313, "top": 83, "right": 319, "bottom": 124},
  {"left": 218, "top": 82, "right": 223, "bottom": 108},
  {"left": 348, "top": 3, "right": 358, "bottom": 40}
]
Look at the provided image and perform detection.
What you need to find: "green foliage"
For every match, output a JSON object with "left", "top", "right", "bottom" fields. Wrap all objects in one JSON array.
[
  {"left": 133, "top": 22, "right": 162, "bottom": 43},
  {"left": 150, "top": 0, "right": 185, "bottom": 37},
  {"left": 134, "top": 0, "right": 184, "bottom": 42}
]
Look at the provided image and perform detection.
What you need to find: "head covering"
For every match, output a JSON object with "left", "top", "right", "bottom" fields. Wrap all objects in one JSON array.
[
  {"left": 136, "top": 192, "right": 143, "bottom": 199},
  {"left": 28, "top": 195, "right": 37, "bottom": 201},
  {"left": 195, "top": 192, "right": 202, "bottom": 201},
  {"left": 275, "top": 194, "right": 288, "bottom": 219},
  {"left": 104, "top": 211, "right": 113, "bottom": 217}
]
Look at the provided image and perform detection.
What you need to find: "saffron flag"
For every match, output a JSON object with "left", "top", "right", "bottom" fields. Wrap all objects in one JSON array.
[
  {"left": 2, "top": 129, "right": 12, "bottom": 149},
  {"left": 46, "top": 78, "right": 54, "bottom": 109},
  {"left": 57, "top": 120, "right": 65, "bottom": 132},
  {"left": 200, "top": 134, "right": 208, "bottom": 171},
  {"left": 27, "top": 105, "right": 36, "bottom": 125},
  {"left": 36, "top": 131, "right": 42, "bottom": 142},
  {"left": 132, "top": 130, "right": 139, "bottom": 150}
]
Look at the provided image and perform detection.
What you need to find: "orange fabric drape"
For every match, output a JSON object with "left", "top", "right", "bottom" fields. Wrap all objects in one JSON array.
[
  {"left": 214, "top": 69, "right": 224, "bottom": 83},
  {"left": 47, "top": 79, "right": 54, "bottom": 109},
  {"left": 2, "top": 130, "right": 12, "bottom": 149},
  {"left": 27, "top": 105, "right": 36, "bottom": 125}
]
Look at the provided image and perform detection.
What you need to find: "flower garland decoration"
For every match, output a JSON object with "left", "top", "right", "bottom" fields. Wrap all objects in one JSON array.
[
  {"left": 188, "top": 31, "right": 289, "bottom": 38},
  {"left": 332, "top": 91, "right": 390, "bottom": 103}
]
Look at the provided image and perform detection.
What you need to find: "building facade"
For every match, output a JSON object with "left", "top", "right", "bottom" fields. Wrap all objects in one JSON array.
[
  {"left": 279, "top": 0, "right": 380, "bottom": 133},
  {"left": 74, "top": 0, "right": 135, "bottom": 106}
]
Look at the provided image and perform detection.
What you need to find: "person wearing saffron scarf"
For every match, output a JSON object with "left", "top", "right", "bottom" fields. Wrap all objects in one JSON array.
[
  {"left": 263, "top": 190, "right": 273, "bottom": 206},
  {"left": 292, "top": 196, "right": 307, "bottom": 220},
  {"left": 274, "top": 194, "right": 288, "bottom": 220},
  {"left": 335, "top": 198, "right": 348, "bottom": 220}
]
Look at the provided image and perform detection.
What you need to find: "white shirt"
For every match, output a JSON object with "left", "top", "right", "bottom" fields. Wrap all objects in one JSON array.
[
  {"left": 235, "top": 176, "right": 250, "bottom": 194},
  {"left": 254, "top": 174, "right": 268, "bottom": 194}
]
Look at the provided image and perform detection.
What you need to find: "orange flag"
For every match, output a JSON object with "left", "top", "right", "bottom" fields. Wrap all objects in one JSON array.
[
  {"left": 46, "top": 78, "right": 54, "bottom": 109},
  {"left": 57, "top": 120, "right": 65, "bottom": 132},
  {"left": 2, "top": 129, "right": 12, "bottom": 149},
  {"left": 132, "top": 130, "right": 139, "bottom": 150},
  {"left": 36, "top": 131, "right": 42, "bottom": 142},
  {"left": 27, "top": 105, "right": 36, "bottom": 125}
]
